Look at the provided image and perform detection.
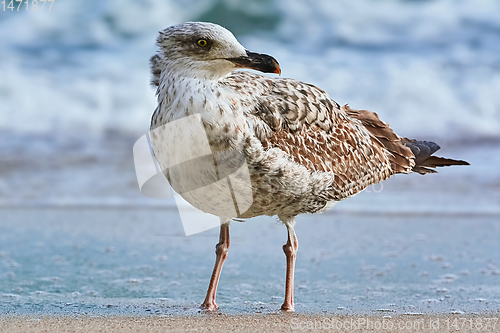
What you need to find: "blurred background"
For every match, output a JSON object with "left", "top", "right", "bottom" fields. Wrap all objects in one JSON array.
[
  {"left": 1, "top": 0, "right": 499, "bottom": 316},
  {"left": 1, "top": 0, "right": 499, "bottom": 208}
]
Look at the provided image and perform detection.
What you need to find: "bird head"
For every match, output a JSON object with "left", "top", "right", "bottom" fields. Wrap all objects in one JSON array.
[{"left": 152, "top": 22, "right": 281, "bottom": 81}]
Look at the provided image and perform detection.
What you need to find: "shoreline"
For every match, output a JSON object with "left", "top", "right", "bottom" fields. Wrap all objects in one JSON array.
[{"left": 2, "top": 314, "right": 500, "bottom": 332}]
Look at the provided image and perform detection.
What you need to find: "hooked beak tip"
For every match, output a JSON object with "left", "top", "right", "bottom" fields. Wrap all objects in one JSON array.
[
  {"left": 274, "top": 63, "right": 282, "bottom": 76},
  {"left": 228, "top": 51, "right": 281, "bottom": 76}
]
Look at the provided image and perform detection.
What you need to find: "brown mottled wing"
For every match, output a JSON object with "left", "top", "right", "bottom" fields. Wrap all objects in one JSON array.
[
  {"left": 343, "top": 106, "right": 469, "bottom": 174},
  {"left": 343, "top": 106, "right": 415, "bottom": 174},
  {"left": 225, "top": 72, "right": 400, "bottom": 201}
]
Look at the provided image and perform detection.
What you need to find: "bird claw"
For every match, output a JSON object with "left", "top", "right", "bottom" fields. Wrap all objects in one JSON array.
[
  {"left": 280, "top": 304, "right": 295, "bottom": 312},
  {"left": 201, "top": 301, "right": 219, "bottom": 311}
]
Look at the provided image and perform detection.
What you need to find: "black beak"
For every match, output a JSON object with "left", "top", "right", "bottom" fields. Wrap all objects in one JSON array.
[{"left": 228, "top": 50, "right": 281, "bottom": 75}]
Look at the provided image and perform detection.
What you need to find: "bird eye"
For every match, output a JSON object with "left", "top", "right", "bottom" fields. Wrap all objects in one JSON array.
[{"left": 197, "top": 39, "right": 208, "bottom": 47}]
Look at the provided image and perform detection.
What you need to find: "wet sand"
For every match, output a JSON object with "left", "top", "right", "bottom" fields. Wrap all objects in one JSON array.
[
  {"left": 2, "top": 207, "right": 500, "bottom": 316},
  {"left": 1, "top": 144, "right": 499, "bottom": 328},
  {"left": 2, "top": 314, "right": 500, "bottom": 332}
]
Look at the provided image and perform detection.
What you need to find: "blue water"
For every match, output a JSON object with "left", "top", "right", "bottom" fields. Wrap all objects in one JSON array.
[{"left": 1, "top": 0, "right": 500, "bottom": 139}]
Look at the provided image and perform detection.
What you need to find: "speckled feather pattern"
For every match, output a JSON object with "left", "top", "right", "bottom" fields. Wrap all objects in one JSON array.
[
  {"left": 149, "top": 22, "right": 467, "bottom": 220},
  {"left": 151, "top": 69, "right": 413, "bottom": 218}
]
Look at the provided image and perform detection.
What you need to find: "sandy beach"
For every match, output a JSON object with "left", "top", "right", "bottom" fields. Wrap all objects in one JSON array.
[
  {"left": 2, "top": 314, "right": 500, "bottom": 333},
  {"left": 1, "top": 128, "right": 499, "bottom": 332},
  {"left": 2, "top": 0, "right": 500, "bottom": 330}
]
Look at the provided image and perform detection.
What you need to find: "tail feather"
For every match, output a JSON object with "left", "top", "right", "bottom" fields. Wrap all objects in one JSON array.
[
  {"left": 343, "top": 105, "right": 414, "bottom": 174},
  {"left": 400, "top": 139, "right": 439, "bottom": 164},
  {"left": 343, "top": 105, "right": 470, "bottom": 175},
  {"left": 401, "top": 139, "right": 469, "bottom": 175}
]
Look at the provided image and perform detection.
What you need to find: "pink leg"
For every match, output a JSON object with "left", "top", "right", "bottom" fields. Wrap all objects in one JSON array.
[
  {"left": 281, "top": 221, "right": 298, "bottom": 311},
  {"left": 201, "top": 221, "right": 230, "bottom": 310}
]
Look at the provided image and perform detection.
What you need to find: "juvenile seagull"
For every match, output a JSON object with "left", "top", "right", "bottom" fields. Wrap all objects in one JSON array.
[{"left": 149, "top": 22, "right": 469, "bottom": 311}]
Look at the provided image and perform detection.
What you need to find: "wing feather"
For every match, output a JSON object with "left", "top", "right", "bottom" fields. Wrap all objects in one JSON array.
[{"left": 224, "top": 72, "right": 400, "bottom": 200}]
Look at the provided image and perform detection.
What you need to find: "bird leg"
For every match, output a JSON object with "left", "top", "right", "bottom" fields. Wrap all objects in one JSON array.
[
  {"left": 281, "top": 220, "right": 298, "bottom": 311},
  {"left": 201, "top": 220, "right": 230, "bottom": 310}
]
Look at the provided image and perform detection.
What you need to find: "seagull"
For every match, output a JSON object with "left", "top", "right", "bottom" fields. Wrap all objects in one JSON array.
[{"left": 149, "top": 22, "right": 469, "bottom": 312}]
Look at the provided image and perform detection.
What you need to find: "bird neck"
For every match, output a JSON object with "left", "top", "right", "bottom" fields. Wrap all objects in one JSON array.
[
  {"left": 151, "top": 70, "right": 248, "bottom": 152},
  {"left": 156, "top": 71, "right": 216, "bottom": 115},
  {"left": 153, "top": 69, "right": 235, "bottom": 124}
]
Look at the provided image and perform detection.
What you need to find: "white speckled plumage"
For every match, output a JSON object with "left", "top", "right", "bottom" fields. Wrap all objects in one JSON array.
[{"left": 149, "top": 22, "right": 469, "bottom": 311}]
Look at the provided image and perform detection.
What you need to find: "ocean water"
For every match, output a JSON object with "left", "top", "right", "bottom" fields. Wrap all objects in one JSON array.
[
  {"left": 1, "top": 0, "right": 499, "bottom": 207},
  {"left": 1, "top": 0, "right": 500, "bottom": 139},
  {"left": 1, "top": 0, "right": 500, "bottom": 317}
]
